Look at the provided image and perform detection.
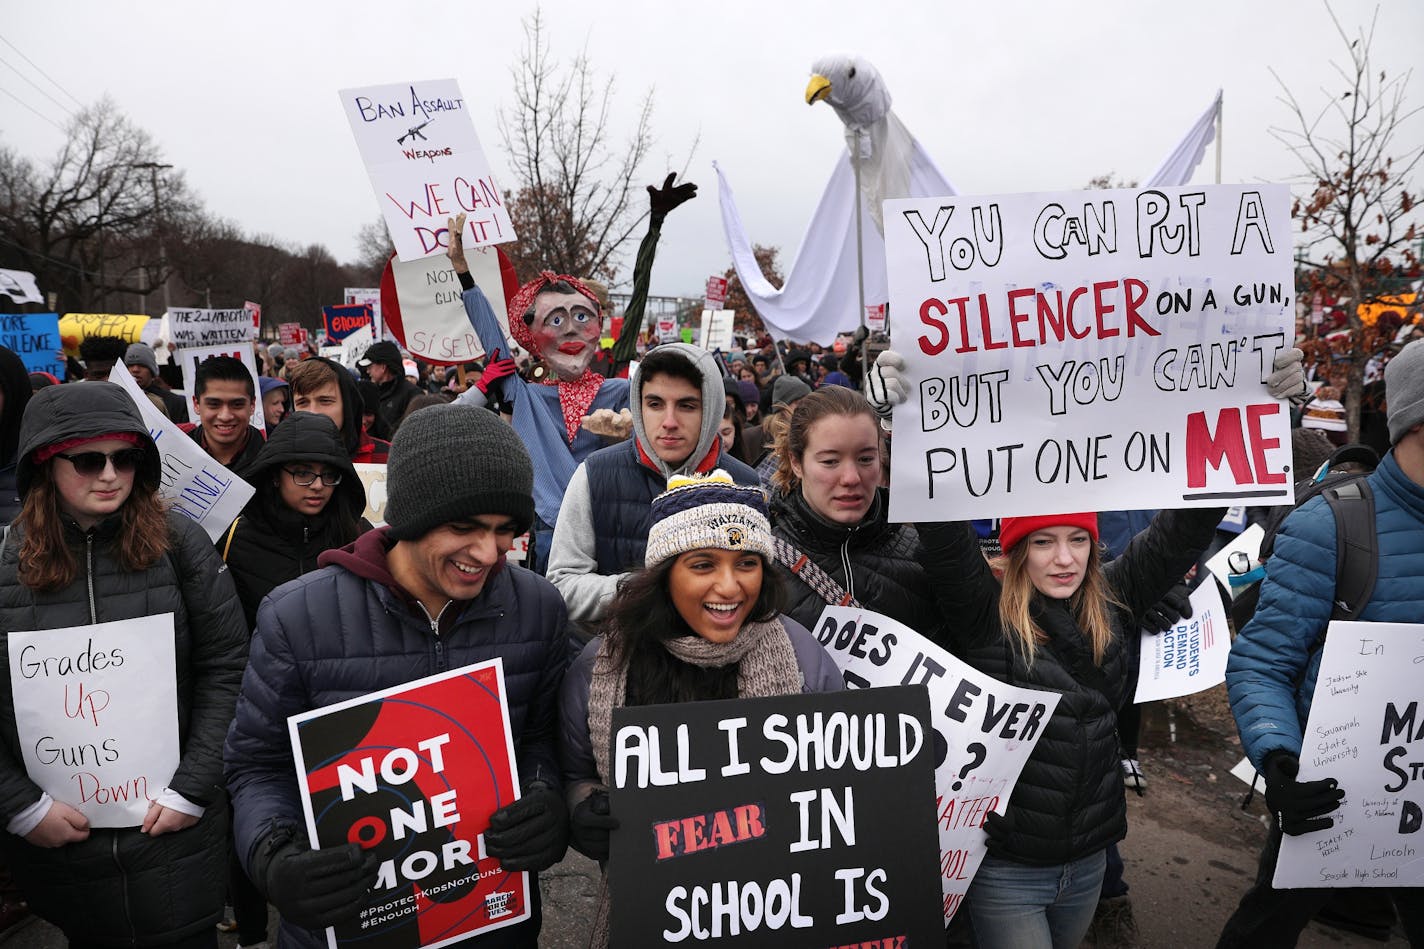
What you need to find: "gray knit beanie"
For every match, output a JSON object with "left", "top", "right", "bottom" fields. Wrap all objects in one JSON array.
[
  {"left": 1386, "top": 339, "right": 1424, "bottom": 445},
  {"left": 123, "top": 342, "right": 160, "bottom": 377},
  {"left": 772, "top": 374, "right": 812, "bottom": 406},
  {"left": 384, "top": 404, "right": 534, "bottom": 540}
]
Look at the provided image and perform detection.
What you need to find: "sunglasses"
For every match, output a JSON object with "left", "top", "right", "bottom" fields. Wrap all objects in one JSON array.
[
  {"left": 283, "top": 467, "right": 343, "bottom": 487},
  {"left": 55, "top": 448, "right": 146, "bottom": 477}
]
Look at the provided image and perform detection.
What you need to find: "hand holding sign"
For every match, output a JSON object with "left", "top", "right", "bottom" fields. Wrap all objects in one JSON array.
[{"left": 141, "top": 801, "right": 199, "bottom": 837}]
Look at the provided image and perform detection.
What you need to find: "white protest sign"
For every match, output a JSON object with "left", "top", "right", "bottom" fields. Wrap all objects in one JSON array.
[
  {"left": 176, "top": 342, "right": 265, "bottom": 431},
  {"left": 168, "top": 308, "right": 256, "bottom": 346},
  {"left": 884, "top": 185, "right": 1296, "bottom": 521},
  {"left": 339, "top": 79, "right": 515, "bottom": 261},
  {"left": 387, "top": 245, "right": 510, "bottom": 363},
  {"left": 656, "top": 315, "right": 677, "bottom": 343},
  {"left": 319, "top": 345, "right": 343, "bottom": 361},
  {"left": 1275, "top": 622, "right": 1424, "bottom": 889},
  {"left": 107, "top": 364, "right": 255, "bottom": 541},
  {"left": 339, "top": 325, "right": 375, "bottom": 371},
  {"left": 1134, "top": 580, "right": 1230, "bottom": 703},
  {"left": 698, "top": 309, "right": 735, "bottom": 351},
  {"left": 812, "top": 605, "right": 1060, "bottom": 922},
  {"left": 9, "top": 614, "right": 178, "bottom": 827},
  {"left": 354, "top": 463, "right": 387, "bottom": 527},
  {"left": 344, "top": 287, "right": 383, "bottom": 339},
  {"left": 1204, "top": 523, "right": 1265, "bottom": 599}
]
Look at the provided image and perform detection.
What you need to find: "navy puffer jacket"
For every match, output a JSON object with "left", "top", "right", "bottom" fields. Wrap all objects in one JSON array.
[
  {"left": 224, "top": 527, "right": 569, "bottom": 949},
  {"left": 917, "top": 508, "right": 1220, "bottom": 866}
]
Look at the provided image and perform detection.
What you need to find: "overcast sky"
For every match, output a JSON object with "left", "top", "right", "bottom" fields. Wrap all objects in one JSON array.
[{"left": 3, "top": 0, "right": 1421, "bottom": 300}]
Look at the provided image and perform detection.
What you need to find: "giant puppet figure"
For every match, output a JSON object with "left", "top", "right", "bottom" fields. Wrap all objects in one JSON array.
[{"left": 450, "top": 175, "right": 696, "bottom": 569}]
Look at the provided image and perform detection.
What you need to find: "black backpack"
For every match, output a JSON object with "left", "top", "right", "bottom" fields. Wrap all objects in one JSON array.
[{"left": 1228, "top": 445, "right": 1380, "bottom": 653}]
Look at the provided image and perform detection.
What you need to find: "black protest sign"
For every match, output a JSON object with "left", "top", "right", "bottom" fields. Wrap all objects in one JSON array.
[{"left": 609, "top": 685, "right": 942, "bottom": 946}]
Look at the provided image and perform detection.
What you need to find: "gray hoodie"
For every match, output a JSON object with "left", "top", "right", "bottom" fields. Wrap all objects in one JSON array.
[{"left": 547, "top": 344, "right": 729, "bottom": 622}]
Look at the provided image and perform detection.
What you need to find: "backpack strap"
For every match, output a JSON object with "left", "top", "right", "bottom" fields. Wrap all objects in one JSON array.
[
  {"left": 220, "top": 516, "right": 242, "bottom": 562},
  {"left": 1324, "top": 480, "right": 1377, "bottom": 621},
  {"left": 770, "top": 535, "right": 861, "bottom": 609}
]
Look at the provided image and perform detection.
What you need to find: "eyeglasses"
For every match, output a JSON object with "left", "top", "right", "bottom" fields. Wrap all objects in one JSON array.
[
  {"left": 55, "top": 449, "right": 146, "bottom": 477},
  {"left": 282, "top": 467, "right": 342, "bottom": 487}
]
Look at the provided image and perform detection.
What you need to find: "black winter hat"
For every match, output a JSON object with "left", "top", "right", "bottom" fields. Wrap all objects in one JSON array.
[
  {"left": 357, "top": 340, "right": 403, "bottom": 372},
  {"left": 16, "top": 382, "right": 160, "bottom": 496},
  {"left": 384, "top": 404, "right": 534, "bottom": 540}
]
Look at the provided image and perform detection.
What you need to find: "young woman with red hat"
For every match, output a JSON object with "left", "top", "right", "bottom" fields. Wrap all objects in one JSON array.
[{"left": 916, "top": 505, "right": 1222, "bottom": 949}]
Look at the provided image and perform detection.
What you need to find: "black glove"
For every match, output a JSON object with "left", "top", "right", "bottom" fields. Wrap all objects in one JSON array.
[
  {"left": 252, "top": 827, "right": 379, "bottom": 931},
  {"left": 570, "top": 790, "right": 620, "bottom": 862},
  {"left": 1263, "top": 751, "right": 1343, "bottom": 836},
  {"left": 484, "top": 781, "right": 570, "bottom": 871},
  {"left": 981, "top": 809, "right": 1014, "bottom": 856},
  {"left": 1141, "top": 582, "right": 1193, "bottom": 634},
  {"left": 648, "top": 173, "right": 697, "bottom": 223}
]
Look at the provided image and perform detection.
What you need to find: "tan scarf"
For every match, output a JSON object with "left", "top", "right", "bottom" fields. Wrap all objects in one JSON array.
[{"left": 584, "top": 618, "right": 804, "bottom": 947}]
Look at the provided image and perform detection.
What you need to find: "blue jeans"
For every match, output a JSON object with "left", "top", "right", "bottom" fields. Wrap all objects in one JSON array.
[{"left": 967, "top": 850, "right": 1107, "bottom": 949}]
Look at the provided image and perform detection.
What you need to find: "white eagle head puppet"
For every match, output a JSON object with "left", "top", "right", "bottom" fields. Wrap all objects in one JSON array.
[{"left": 805, "top": 54, "right": 892, "bottom": 131}]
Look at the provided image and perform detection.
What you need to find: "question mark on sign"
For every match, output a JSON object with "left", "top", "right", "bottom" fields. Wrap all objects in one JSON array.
[{"left": 952, "top": 742, "right": 987, "bottom": 791}]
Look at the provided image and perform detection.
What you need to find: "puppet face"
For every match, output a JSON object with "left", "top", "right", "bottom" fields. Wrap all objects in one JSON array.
[{"left": 530, "top": 289, "right": 601, "bottom": 381}]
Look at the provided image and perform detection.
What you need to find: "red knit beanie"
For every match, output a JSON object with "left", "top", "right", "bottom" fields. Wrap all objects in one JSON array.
[
  {"left": 33, "top": 432, "right": 142, "bottom": 465},
  {"left": 998, "top": 513, "right": 1099, "bottom": 554}
]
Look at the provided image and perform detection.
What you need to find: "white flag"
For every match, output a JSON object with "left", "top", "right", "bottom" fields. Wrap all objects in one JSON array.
[{"left": 0, "top": 269, "right": 44, "bottom": 305}]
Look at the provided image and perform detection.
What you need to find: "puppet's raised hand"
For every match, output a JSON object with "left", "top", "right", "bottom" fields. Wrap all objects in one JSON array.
[
  {"left": 648, "top": 173, "right": 697, "bottom": 223},
  {"left": 446, "top": 212, "right": 469, "bottom": 273}
]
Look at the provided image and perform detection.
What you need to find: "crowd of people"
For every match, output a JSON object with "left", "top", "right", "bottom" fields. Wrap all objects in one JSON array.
[{"left": 0, "top": 183, "right": 1419, "bottom": 949}]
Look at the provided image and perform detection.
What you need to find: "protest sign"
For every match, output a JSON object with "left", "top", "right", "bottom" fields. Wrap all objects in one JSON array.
[
  {"left": 0, "top": 313, "right": 64, "bottom": 376},
  {"left": 168, "top": 308, "right": 256, "bottom": 347},
  {"left": 279, "top": 323, "right": 304, "bottom": 346},
  {"left": 866, "top": 303, "right": 887, "bottom": 333},
  {"left": 1134, "top": 580, "right": 1230, "bottom": 703},
  {"left": 176, "top": 342, "right": 266, "bottom": 431},
  {"left": 289, "top": 659, "right": 528, "bottom": 948},
  {"left": 0, "top": 268, "right": 44, "bottom": 305},
  {"left": 1274, "top": 621, "right": 1424, "bottom": 889},
  {"left": 705, "top": 275, "right": 728, "bottom": 310},
  {"left": 8, "top": 614, "right": 178, "bottom": 828},
  {"left": 341, "top": 325, "right": 376, "bottom": 371},
  {"left": 339, "top": 79, "right": 516, "bottom": 262},
  {"left": 106, "top": 363, "right": 254, "bottom": 540},
  {"left": 345, "top": 288, "right": 383, "bottom": 339},
  {"left": 244, "top": 300, "right": 262, "bottom": 330},
  {"left": 699, "top": 309, "right": 735, "bottom": 351},
  {"left": 883, "top": 185, "right": 1296, "bottom": 521},
  {"left": 380, "top": 246, "right": 515, "bottom": 365},
  {"left": 320, "top": 345, "right": 343, "bottom": 361},
  {"left": 59, "top": 313, "right": 152, "bottom": 357},
  {"left": 812, "top": 606, "right": 1060, "bottom": 921},
  {"left": 656, "top": 315, "right": 677, "bottom": 343},
  {"left": 324, "top": 304, "right": 374, "bottom": 343},
  {"left": 355, "top": 463, "right": 388, "bottom": 526},
  {"left": 608, "top": 685, "right": 943, "bottom": 945},
  {"left": 1204, "top": 523, "right": 1265, "bottom": 599}
]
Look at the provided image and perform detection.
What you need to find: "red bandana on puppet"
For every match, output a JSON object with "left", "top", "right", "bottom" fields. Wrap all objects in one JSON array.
[{"left": 508, "top": 271, "right": 604, "bottom": 443}]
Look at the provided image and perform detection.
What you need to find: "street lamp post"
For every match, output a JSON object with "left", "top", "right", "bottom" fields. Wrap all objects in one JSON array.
[{"left": 131, "top": 161, "right": 173, "bottom": 313}]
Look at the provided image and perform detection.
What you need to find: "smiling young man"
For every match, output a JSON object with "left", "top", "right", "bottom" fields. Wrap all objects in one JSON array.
[
  {"left": 225, "top": 403, "right": 571, "bottom": 948},
  {"left": 183, "top": 355, "right": 265, "bottom": 478},
  {"left": 547, "top": 344, "right": 760, "bottom": 625}
]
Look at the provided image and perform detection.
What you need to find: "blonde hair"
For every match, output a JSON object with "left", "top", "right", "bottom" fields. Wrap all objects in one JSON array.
[{"left": 988, "top": 540, "right": 1122, "bottom": 665}]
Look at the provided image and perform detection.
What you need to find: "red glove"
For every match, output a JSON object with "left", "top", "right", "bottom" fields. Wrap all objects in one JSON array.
[{"left": 477, "top": 350, "right": 518, "bottom": 395}]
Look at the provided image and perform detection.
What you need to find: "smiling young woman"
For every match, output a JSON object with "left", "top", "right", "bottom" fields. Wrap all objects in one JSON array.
[{"left": 558, "top": 469, "right": 842, "bottom": 948}]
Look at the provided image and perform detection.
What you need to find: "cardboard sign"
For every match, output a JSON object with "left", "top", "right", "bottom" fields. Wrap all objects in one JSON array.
[
  {"left": 608, "top": 686, "right": 943, "bottom": 945},
  {"left": 355, "top": 463, "right": 388, "bottom": 526},
  {"left": 9, "top": 614, "right": 179, "bottom": 828},
  {"left": 59, "top": 313, "right": 153, "bottom": 357},
  {"left": 1273, "top": 622, "right": 1424, "bottom": 889},
  {"left": 884, "top": 185, "right": 1296, "bottom": 521},
  {"left": 289, "top": 659, "right": 529, "bottom": 948},
  {"left": 344, "top": 288, "right": 383, "bottom": 339},
  {"left": 0, "top": 312, "right": 64, "bottom": 376},
  {"left": 699, "top": 309, "right": 735, "bottom": 352},
  {"left": 1134, "top": 581, "right": 1231, "bottom": 703},
  {"left": 168, "top": 308, "right": 256, "bottom": 347},
  {"left": 339, "top": 79, "right": 516, "bottom": 261},
  {"left": 176, "top": 343, "right": 266, "bottom": 431},
  {"left": 812, "top": 606, "right": 1060, "bottom": 921},
  {"left": 106, "top": 363, "right": 255, "bottom": 541},
  {"left": 381, "top": 247, "right": 512, "bottom": 365}
]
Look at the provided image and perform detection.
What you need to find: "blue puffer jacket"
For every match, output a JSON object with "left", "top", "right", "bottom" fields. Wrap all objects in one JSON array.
[
  {"left": 223, "top": 527, "right": 569, "bottom": 949},
  {"left": 1227, "top": 451, "right": 1424, "bottom": 770}
]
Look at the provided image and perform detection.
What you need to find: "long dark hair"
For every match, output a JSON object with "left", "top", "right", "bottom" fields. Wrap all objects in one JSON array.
[{"left": 604, "top": 553, "right": 785, "bottom": 705}]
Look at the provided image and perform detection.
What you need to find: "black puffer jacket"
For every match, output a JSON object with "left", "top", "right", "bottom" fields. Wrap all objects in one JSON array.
[
  {"left": 917, "top": 508, "right": 1220, "bottom": 866},
  {"left": 771, "top": 487, "right": 943, "bottom": 639},
  {"left": 0, "top": 382, "right": 249, "bottom": 946},
  {"left": 219, "top": 411, "right": 368, "bottom": 629}
]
